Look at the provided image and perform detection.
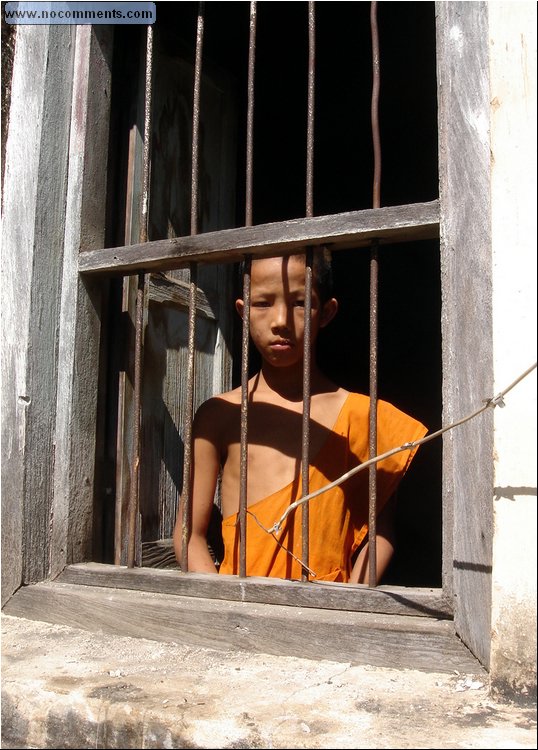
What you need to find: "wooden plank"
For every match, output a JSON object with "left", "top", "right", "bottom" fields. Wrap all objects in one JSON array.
[
  {"left": 1, "top": 26, "right": 50, "bottom": 602},
  {"left": 1, "top": 24, "right": 76, "bottom": 596},
  {"left": 112, "top": 30, "right": 148, "bottom": 567},
  {"left": 50, "top": 26, "right": 114, "bottom": 574},
  {"left": 3, "top": 581, "right": 481, "bottom": 674},
  {"left": 148, "top": 273, "right": 218, "bottom": 320},
  {"left": 78, "top": 201, "right": 440, "bottom": 275},
  {"left": 436, "top": 3, "right": 493, "bottom": 668},
  {"left": 58, "top": 562, "right": 453, "bottom": 619}
]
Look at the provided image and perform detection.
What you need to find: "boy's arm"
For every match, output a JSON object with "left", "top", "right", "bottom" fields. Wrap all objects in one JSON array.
[
  {"left": 173, "top": 400, "right": 222, "bottom": 574},
  {"left": 349, "top": 494, "right": 396, "bottom": 585}
]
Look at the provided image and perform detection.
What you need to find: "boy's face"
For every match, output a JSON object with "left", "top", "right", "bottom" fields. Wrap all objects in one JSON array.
[{"left": 235, "top": 255, "right": 337, "bottom": 368}]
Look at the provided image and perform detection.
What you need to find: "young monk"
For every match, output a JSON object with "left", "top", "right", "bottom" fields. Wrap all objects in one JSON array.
[{"left": 173, "top": 250, "right": 427, "bottom": 583}]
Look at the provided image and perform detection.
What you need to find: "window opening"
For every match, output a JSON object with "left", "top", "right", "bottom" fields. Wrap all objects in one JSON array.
[{"left": 95, "top": 1, "right": 441, "bottom": 595}]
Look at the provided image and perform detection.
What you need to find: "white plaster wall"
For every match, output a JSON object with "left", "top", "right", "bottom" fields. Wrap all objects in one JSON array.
[{"left": 489, "top": 1, "right": 537, "bottom": 697}]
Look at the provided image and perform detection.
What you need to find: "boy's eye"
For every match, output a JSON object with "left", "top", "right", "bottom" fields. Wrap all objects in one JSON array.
[
  {"left": 252, "top": 300, "right": 270, "bottom": 307},
  {"left": 294, "top": 300, "right": 305, "bottom": 307}
]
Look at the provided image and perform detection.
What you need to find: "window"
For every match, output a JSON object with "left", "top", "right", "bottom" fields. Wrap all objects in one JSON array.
[
  {"left": 6, "top": 2, "right": 494, "bottom": 674},
  {"left": 95, "top": 1, "right": 442, "bottom": 585}
]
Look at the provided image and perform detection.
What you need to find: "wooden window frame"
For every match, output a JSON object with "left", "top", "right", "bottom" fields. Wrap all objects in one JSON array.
[{"left": 4, "top": 3, "right": 494, "bottom": 675}]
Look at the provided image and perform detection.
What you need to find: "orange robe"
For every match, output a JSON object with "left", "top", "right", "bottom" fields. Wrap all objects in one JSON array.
[{"left": 219, "top": 392, "right": 428, "bottom": 582}]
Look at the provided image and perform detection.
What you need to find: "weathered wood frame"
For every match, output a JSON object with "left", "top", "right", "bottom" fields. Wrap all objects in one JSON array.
[
  {"left": 1, "top": 2, "right": 494, "bottom": 673},
  {"left": 436, "top": 0, "right": 493, "bottom": 668}
]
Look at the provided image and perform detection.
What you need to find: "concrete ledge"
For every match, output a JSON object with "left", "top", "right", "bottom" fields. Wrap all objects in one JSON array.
[
  {"left": 2, "top": 613, "right": 537, "bottom": 749},
  {"left": 2, "top": 579, "right": 479, "bottom": 674}
]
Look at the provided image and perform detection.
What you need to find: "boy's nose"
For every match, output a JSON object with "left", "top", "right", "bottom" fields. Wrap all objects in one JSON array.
[{"left": 271, "top": 303, "right": 290, "bottom": 331}]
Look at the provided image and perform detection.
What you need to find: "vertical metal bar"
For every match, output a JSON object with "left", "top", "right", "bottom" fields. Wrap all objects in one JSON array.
[
  {"left": 368, "top": 242, "right": 379, "bottom": 588},
  {"left": 301, "top": 248, "right": 313, "bottom": 579},
  {"left": 181, "top": 263, "right": 198, "bottom": 571},
  {"left": 181, "top": 3, "right": 205, "bottom": 572},
  {"left": 239, "top": 260, "right": 252, "bottom": 578},
  {"left": 127, "top": 275, "right": 145, "bottom": 568},
  {"left": 301, "top": 2, "right": 316, "bottom": 580},
  {"left": 245, "top": 1, "right": 257, "bottom": 229},
  {"left": 239, "top": 2, "right": 257, "bottom": 577},
  {"left": 190, "top": 2, "right": 204, "bottom": 237},
  {"left": 371, "top": 2, "right": 382, "bottom": 211},
  {"left": 368, "top": 0, "right": 381, "bottom": 587},
  {"left": 305, "top": 2, "right": 315, "bottom": 219},
  {"left": 138, "top": 26, "right": 153, "bottom": 248},
  {"left": 127, "top": 24, "right": 153, "bottom": 568},
  {"left": 115, "top": 125, "right": 138, "bottom": 565}
]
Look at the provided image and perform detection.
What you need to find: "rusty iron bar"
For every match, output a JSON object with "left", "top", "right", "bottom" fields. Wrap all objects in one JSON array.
[
  {"left": 238, "top": 2, "right": 257, "bottom": 577},
  {"left": 181, "top": 262, "right": 198, "bottom": 572},
  {"left": 127, "top": 274, "right": 146, "bottom": 567},
  {"left": 246, "top": 1, "right": 257, "bottom": 228},
  {"left": 301, "top": 2, "right": 316, "bottom": 580},
  {"left": 368, "top": 240, "right": 379, "bottom": 587},
  {"left": 306, "top": 2, "right": 315, "bottom": 218},
  {"left": 301, "top": 248, "right": 314, "bottom": 579},
  {"left": 368, "top": 0, "right": 381, "bottom": 588},
  {"left": 181, "top": 3, "right": 205, "bottom": 572},
  {"left": 127, "top": 25, "right": 154, "bottom": 568},
  {"left": 239, "top": 258, "right": 252, "bottom": 577},
  {"left": 371, "top": 3, "right": 382, "bottom": 209},
  {"left": 115, "top": 127, "right": 138, "bottom": 565},
  {"left": 139, "top": 26, "right": 153, "bottom": 246},
  {"left": 190, "top": 3, "right": 204, "bottom": 236}
]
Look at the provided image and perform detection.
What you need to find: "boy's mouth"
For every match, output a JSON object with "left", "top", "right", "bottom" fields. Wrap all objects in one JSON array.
[{"left": 269, "top": 339, "right": 293, "bottom": 350}]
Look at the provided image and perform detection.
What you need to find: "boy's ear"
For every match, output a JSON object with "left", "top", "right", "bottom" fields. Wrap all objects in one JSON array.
[
  {"left": 235, "top": 299, "right": 245, "bottom": 318},
  {"left": 319, "top": 298, "right": 338, "bottom": 328}
]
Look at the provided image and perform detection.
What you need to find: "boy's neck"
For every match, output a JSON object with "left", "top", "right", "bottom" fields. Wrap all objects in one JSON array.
[{"left": 254, "top": 361, "right": 334, "bottom": 402}]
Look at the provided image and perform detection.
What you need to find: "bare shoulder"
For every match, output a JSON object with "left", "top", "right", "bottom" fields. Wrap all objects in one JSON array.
[
  {"left": 195, "top": 392, "right": 234, "bottom": 420},
  {"left": 311, "top": 384, "right": 350, "bottom": 424},
  {"left": 193, "top": 389, "right": 241, "bottom": 439}
]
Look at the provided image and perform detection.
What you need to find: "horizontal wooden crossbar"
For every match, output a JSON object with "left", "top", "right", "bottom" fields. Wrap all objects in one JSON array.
[{"left": 79, "top": 201, "right": 439, "bottom": 276}]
